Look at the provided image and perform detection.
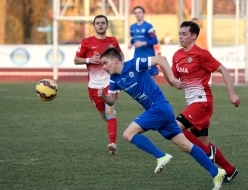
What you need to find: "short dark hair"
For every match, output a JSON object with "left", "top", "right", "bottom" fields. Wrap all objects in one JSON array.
[
  {"left": 93, "top": 15, "right": 108, "bottom": 26},
  {"left": 180, "top": 21, "right": 200, "bottom": 37},
  {"left": 133, "top": 6, "right": 145, "bottom": 13},
  {"left": 100, "top": 47, "right": 122, "bottom": 61}
]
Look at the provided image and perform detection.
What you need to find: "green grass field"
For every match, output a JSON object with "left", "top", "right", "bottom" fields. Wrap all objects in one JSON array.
[{"left": 0, "top": 82, "right": 247, "bottom": 190}]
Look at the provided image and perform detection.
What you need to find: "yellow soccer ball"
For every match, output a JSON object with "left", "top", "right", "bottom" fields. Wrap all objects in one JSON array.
[{"left": 36, "top": 79, "right": 58, "bottom": 101}]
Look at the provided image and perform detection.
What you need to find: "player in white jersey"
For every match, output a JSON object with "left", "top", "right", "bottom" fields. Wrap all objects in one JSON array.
[
  {"left": 172, "top": 21, "right": 241, "bottom": 183},
  {"left": 74, "top": 15, "right": 124, "bottom": 155}
]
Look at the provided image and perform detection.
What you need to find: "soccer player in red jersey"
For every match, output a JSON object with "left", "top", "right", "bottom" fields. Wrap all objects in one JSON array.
[
  {"left": 74, "top": 15, "right": 124, "bottom": 155},
  {"left": 172, "top": 21, "right": 241, "bottom": 183}
]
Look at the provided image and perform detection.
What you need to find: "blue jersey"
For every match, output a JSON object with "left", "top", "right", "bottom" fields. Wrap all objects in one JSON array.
[
  {"left": 130, "top": 21, "right": 158, "bottom": 58},
  {"left": 108, "top": 57, "right": 167, "bottom": 110}
]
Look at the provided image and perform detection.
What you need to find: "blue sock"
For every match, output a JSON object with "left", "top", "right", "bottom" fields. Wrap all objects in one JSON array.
[
  {"left": 130, "top": 134, "right": 165, "bottom": 158},
  {"left": 190, "top": 145, "right": 218, "bottom": 178}
]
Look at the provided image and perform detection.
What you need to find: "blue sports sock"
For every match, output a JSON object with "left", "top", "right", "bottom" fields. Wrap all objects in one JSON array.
[
  {"left": 190, "top": 145, "right": 218, "bottom": 178},
  {"left": 130, "top": 134, "right": 165, "bottom": 158}
]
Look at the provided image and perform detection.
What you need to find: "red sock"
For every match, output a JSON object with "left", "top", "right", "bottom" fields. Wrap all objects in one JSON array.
[
  {"left": 107, "top": 118, "right": 117, "bottom": 144},
  {"left": 183, "top": 130, "right": 210, "bottom": 153},
  {"left": 209, "top": 143, "right": 235, "bottom": 174}
]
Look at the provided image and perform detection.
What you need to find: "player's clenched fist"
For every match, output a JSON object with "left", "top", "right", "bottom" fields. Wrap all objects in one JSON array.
[
  {"left": 230, "top": 94, "right": 241, "bottom": 107},
  {"left": 89, "top": 54, "right": 101, "bottom": 64}
]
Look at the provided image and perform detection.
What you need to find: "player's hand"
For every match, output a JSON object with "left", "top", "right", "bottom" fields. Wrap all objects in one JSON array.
[
  {"left": 89, "top": 54, "right": 101, "bottom": 64},
  {"left": 229, "top": 93, "right": 241, "bottom": 107},
  {"left": 171, "top": 78, "right": 183, "bottom": 89},
  {"left": 128, "top": 44, "right": 133, "bottom": 49},
  {"left": 133, "top": 41, "right": 145, "bottom": 48},
  {"left": 97, "top": 88, "right": 105, "bottom": 99}
]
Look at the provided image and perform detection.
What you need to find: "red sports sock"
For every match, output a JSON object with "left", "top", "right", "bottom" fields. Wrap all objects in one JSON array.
[
  {"left": 107, "top": 118, "right": 117, "bottom": 144},
  {"left": 209, "top": 143, "right": 235, "bottom": 174},
  {"left": 183, "top": 130, "right": 210, "bottom": 153}
]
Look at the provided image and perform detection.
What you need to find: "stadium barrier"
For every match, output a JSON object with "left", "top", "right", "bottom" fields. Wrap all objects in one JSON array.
[{"left": 0, "top": 44, "right": 246, "bottom": 84}]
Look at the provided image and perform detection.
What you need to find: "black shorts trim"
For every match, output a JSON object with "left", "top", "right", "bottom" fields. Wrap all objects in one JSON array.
[
  {"left": 190, "top": 128, "right": 209, "bottom": 137},
  {"left": 176, "top": 113, "right": 193, "bottom": 129}
]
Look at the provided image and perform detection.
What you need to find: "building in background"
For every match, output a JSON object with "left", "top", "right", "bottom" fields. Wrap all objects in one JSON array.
[{"left": 0, "top": 0, "right": 243, "bottom": 46}]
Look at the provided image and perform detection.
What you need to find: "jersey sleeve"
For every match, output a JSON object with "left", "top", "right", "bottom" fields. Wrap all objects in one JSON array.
[
  {"left": 147, "top": 24, "right": 156, "bottom": 37},
  {"left": 134, "top": 57, "right": 152, "bottom": 72},
  {"left": 171, "top": 55, "right": 179, "bottom": 79},
  {"left": 112, "top": 37, "right": 122, "bottom": 53},
  {"left": 146, "top": 23, "right": 158, "bottom": 46},
  {"left": 75, "top": 40, "right": 87, "bottom": 58},
  {"left": 200, "top": 50, "right": 221, "bottom": 72},
  {"left": 108, "top": 77, "right": 121, "bottom": 94},
  {"left": 129, "top": 25, "right": 135, "bottom": 44}
]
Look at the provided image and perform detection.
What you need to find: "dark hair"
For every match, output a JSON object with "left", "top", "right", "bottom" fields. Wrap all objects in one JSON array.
[
  {"left": 180, "top": 21, "right": 200, "bottom": 37},
  {"left": 93, "top": 15, "right": 108, "bottom": 26},
  {"left": 133, "top": 6, "right": 145, "bottom": 13},
  {"left": 100, "top": 47, "right": 122, "bottom": 61}
]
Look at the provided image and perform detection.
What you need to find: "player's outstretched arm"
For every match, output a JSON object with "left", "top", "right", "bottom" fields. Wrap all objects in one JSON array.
[
  {"left": 97, "top": 88, "right": 116, "bottom": 106},
  {"left": 216, "top": 65, "right": 241, "bottom": 107},
  {"left": 150, "top": 56, "right": 182, "bottom": 89},
  {"left": 74, "top": 57, "right": 88, "bottom": 65},
  {"left": 74, "top": 54, "right": 101, "bottom": 65}
]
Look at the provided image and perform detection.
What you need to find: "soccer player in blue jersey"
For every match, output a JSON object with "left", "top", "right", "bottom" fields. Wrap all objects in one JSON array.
[
  {"left": 128, "top": 6, "right": 159, "bottom": 82},
  {"left": 98, "top": 47, "right": 226, "bottom": 190}
]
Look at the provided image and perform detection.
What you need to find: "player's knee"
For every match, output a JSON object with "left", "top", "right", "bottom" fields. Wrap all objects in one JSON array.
[
  {"left": 172, "top": 134, "right": 193, "bottom": 153},
  {"left": 105, "top": 110, "right": 116, "bottom": 120},
  {"left": 123, "top": 130, "right": 132, "bottom": 142}
]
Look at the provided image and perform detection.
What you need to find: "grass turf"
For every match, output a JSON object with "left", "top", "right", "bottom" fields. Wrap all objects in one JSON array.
[{"left": 0, "top": 82, "right": 247, "bottom": 190}]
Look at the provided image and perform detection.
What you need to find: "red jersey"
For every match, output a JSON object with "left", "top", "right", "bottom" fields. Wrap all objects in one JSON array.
[
  {"left": 172, "top": 45, "right": 221, "bottom": 105},
  {"left": 76, "top": 36, "right": 122, "bottom": 88}
]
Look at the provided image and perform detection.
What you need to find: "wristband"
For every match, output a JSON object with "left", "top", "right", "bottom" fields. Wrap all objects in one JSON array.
[{"left": 86, "top": 58, "right": 90, "bottom": 64}]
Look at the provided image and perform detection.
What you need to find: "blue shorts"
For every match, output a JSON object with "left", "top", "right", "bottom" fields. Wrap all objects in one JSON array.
[
  {"left": 134, "top": 101, "right": 182, "bottom": 140},
  {"left": 148, "top": 65, "right": 159, "bottom": 76}
]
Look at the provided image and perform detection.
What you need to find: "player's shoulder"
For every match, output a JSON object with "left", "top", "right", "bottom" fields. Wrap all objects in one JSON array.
[
  {"left": 193, "top": 45, "right": 210, "bottom": 56},
  {"left": 144, "top": 21, "right": 152, "bottom": 26},
  {"left": 143, "top": 21, "right": 154, "bottom": 28},
  {"left": 123, "top": 59, "right": 134, "bottom": 69},
  {"left": 172, "top": 48, "right": 184, "bottom": 62},
  {"left": 130, "top": 23, "right": 137, "bottom": 28},
  {"left": 174, "top": 48, "right": 184, "bottom": 56},
  {"left": 126, "top": 58, "right": 144, "bottom": 68},
  {"left": 106, "top": 36, "right": 117, "bottom": 41}
]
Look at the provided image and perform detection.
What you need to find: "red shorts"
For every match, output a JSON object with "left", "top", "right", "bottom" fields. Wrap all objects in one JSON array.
[
  {"left": 181, "top": 101, "right": 213, "bottom": 131},
  {"left": 88, "top": 86, "right": 118, "bottom": 112}
]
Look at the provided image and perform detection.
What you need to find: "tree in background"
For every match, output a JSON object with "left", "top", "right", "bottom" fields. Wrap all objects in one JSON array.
[
  {"left": 0, "top": 0, "right": 6, "bottom": 44},
  {"left": 5, "top": 0, "right": 50, "bottom": 44}
]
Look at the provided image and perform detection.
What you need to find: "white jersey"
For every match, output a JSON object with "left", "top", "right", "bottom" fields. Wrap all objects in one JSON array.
[{"left": 87, "top": 64, "right": 110, "bottom": 89}]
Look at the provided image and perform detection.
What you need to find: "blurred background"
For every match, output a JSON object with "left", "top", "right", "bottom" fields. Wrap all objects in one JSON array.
[
  {"left": 0, "top": 0, "right": 243, "bottom": 45},
  {"left": 0, "top": 0, "right": 247, "bottom": 84}
]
